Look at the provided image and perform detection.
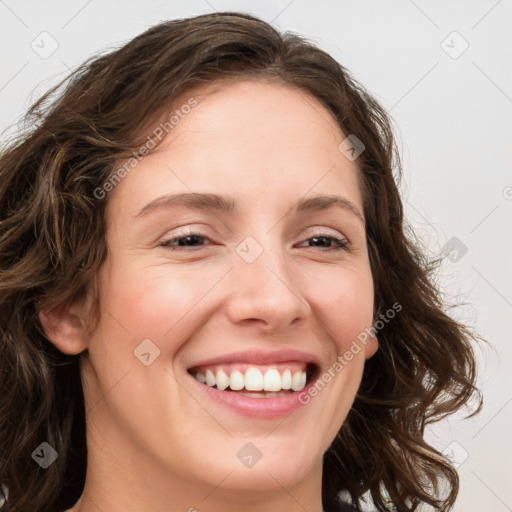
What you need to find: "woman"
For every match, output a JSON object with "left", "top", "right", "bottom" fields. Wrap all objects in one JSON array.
[{"left": 0, "top": 11, "right": 482, "bottom": 512}]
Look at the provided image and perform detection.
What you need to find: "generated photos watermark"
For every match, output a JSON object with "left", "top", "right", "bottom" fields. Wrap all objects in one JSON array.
[
  {"left": 93, "top": 97, "right": 198, "bottom": 200},
  {"left": 298, "top": 302, "right": 402, "bottom": 404}
]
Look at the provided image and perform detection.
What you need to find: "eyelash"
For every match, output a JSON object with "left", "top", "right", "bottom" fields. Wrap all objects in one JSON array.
[{"left": 159, "top": 231, "right": 349, "bottom": 252}]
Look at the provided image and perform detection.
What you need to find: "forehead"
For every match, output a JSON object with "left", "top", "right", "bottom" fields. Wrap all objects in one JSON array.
[
  {"left": 108, "top": 79, "right": 363, "bottom": 219},
  {"left": 163, "top": 79, "right": 345, "bottom": 154}
]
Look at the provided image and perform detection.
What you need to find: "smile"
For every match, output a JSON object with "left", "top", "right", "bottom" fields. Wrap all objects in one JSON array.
[
  {"left": 186, "top": 353, "right": 320, "bottom": 419},
  {"left": 189, "top": 362, "right": 311, "bottom": 395}
]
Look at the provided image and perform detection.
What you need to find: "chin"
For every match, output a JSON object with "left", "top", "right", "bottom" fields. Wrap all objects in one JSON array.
[{"left": 188, "top": 436, "right": 321, "bottom": 493}]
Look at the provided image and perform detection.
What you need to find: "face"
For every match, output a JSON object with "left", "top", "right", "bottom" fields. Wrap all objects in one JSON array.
[{"left": 67, "top": 80, "right": 377, "bottom": 497}]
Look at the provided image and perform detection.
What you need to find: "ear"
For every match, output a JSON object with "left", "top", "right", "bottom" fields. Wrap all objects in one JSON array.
[
  {"left": 364, "top": 335, "right": 379, "bottom": 360},
  {"left": 38, "top": 301, "right": 89, "bottom": 355}
]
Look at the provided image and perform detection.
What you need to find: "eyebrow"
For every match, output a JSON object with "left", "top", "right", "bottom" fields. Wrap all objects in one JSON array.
[{"left": 135, "top": 192, "right": 365, "bottom": 225}]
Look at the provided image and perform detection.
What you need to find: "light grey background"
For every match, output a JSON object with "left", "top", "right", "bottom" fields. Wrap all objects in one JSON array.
[{"left": 1, "top": 1, "right": 510, "bottom": 511}]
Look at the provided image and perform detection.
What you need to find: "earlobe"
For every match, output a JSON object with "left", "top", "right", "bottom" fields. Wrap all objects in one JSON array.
[
  {"left": 38, "top": 303, "right": 89, "bottom": 355},
  {"left": 364, "top": 336, "right": 379, "bottom": 359}
]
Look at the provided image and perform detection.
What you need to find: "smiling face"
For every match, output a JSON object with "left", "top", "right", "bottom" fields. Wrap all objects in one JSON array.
[{"left": 47, "top": 79, "right": 378, "bottom": 509}]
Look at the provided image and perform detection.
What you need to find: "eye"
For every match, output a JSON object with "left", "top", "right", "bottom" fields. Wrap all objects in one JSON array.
[
  {"left": 159, "top": 231, "right": 349, "bottom": 252},
  {"left": 295, "top": 234, "right": 349, "bottom": 251},
  {"left": 159, "top": 231, "right": 210, "bottom": 250}
]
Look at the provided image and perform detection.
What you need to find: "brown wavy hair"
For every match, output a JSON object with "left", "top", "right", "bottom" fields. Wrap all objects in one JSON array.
[{"left": 0, "top": 11, "right": 482, "bottom": 512}]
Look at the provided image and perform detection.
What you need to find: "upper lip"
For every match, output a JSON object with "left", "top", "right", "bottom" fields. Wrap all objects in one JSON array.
[{"left": 186, "top": 348, "right": 320, "bottom": 369}]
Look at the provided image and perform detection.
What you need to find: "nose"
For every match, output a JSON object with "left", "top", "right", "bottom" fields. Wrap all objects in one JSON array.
[{"left": 224, "top": 241, "right": 311, "bottom": 332}]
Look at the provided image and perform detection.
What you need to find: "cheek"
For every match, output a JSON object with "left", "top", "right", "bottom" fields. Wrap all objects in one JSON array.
[
  {"left": 102, "top": 262, "right": 204, "bottom": 341},
  {"left": 313, "top": 266, "right": 374, "bottom": 350},
  {"left": 313, "top": 269, "right": 373, "bottom": 417}
]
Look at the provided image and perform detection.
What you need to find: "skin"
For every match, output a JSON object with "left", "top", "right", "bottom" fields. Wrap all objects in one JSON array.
[{"left": 40, "top": 80, "right": 378, "bottom": 512}]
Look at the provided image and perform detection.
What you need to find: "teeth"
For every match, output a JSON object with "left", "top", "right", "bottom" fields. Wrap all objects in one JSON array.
[
  {"left": 281, "top": 369, "right": 292, "bottom": 389},
  {"left": 216, "top": 369, "right": 230, "bottom": 390},
  {"left": 205, "top": 369, "right": 216, "bottom": 387},
  {"left": 245, "top": 367, "right": 263, "bottom": 390},
  {"left": 194, "top": 366, "right": 308, "bottom": 393},
  {"left": 291, "top": 370, "right": 306, "bottom": 391},
  {"left": 263, "top": 368, "right": 282, "bottom": 392},
  {"left": 229, "top": 370, "right": 244, "bottom": 391}
]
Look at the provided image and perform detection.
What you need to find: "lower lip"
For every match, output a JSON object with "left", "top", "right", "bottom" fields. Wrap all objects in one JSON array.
[{"left": 188, "top": 371, "right": 319, "bottom": 419}]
